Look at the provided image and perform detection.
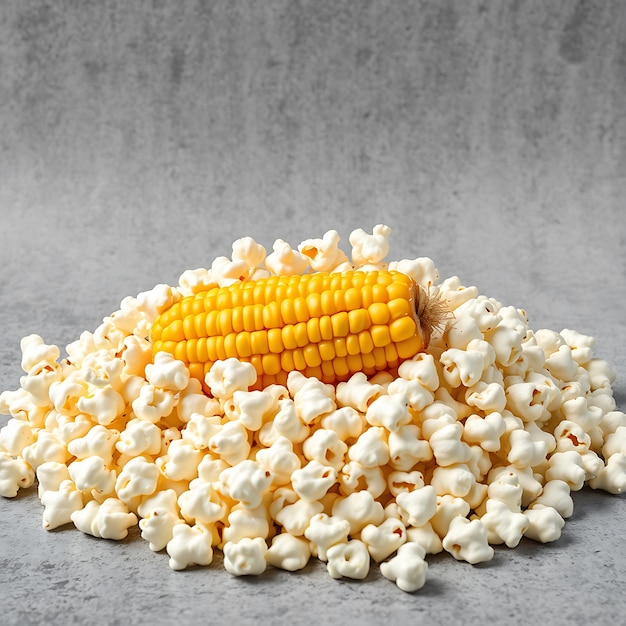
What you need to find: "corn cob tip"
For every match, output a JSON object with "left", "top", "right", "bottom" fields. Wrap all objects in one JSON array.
[{"left": 416, "top": 286, "right": 450, "bottom": 347}]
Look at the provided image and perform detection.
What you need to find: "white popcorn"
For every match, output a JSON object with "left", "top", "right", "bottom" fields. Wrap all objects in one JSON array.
[
  {"left": 195, "top": 456, "right": 228, "bottom": 484},
  {"left": 326, "top": 540, "right": 370, "bottom": 580},
  {"left": 70, "top": 498, "right": 137, "bottom": 540},
  {"left": 115, "top": 456, "right": 160, "bottom": 503},
  {"left": 429, "top": 423, "right": 471, "bottom": 467},
  {"left": 41, "top": 479, "right": 83, "bottom": 530},
  {"left": 589, "top": 453, "right": 626, "bottom": 494},
  {"left": 136, "top": 284, "right": 179, "bottom": 324},
  {"left": 440, "top": 348, "right": 485, "bottom": 388},
  {"left": 208, "top": 421, "right": 250, "bottom": 466},
  {"left": 68, "top": 456, "right": 116, "bottom": 495},
  {"left": 397, "top": 353, "right": 440, "bottom": 392},
  {"left": 22, "top": 431, "right": 70, "bottom": 471},
  {"left": 348, "top": 427, "right": 389, "bottom": 467},
  {"left": 273, "top": 496, "right": 324, "bottom": 536},
  {"left": 505, "top": 381, "right": 553, "bottom": 424},
  {"left": 530, "top": 480, "right": 574, "bottom": 518},
  {"left": 559, "top": 329, "right": 594, "bottom": 365},
  {"left": 36, "top": 461, "right": 71, "bottom": 497},
  {"left": 177, "top": 267, "right": 216, "bottom": 297},
  {"left": 167, "top": 523, "right": 215, "bottom": 570},
  {"left": 298, "top": 229, "right": 351, "bottom": 272},
  {"left": 430, "top": 495, "right": 471, "bottom": 538},
  {"left": 302, "top": 428, "right": 347, "bottom": 471},
  {"left": 486, "top": 325, "right": 523, "bottom": 368},
  {"left": 304, "top": 513, "right": 351, "bottom": 561},
  {"left": 210, "top": 255, "right": 251, "bottom": 287},
  {"left": 430, "top": 464, "right": 475, "bottom": 498},
  {"left": 0, "top": 452, "right": 35, "bottom": 497},
  {"left": 365, "top": 393, "right": 411, "bottom": 432},
  {"left": 255, "top": 436, "right": 301, "bottom": 487},
  {"left": 387, "top": 470, "right": 425, "bottom": 496},
  {"left": 388, "top": 424, "right": 432, "bottom": 470},
  {"left": 437, "top": 276, "right": 478, "bottom": 310},
  {"left": 389, "top": 257, "right": 439, "bottom": 290},
  {"left": 580, "top": 450, "right": 604, "bottom": 481},
  {"left": 340, "top": 461, "right": 386, "bottom": 498},
  {"left": 332, "top": 490, "right": 384, "bottom": 535},
  {"left": 405, "top": 523, "right": 443, "bottom": 555},
  {"left": 181, "top": 413, "right": 222, "bottom": 449},
  {"left": 506, "top": 428, "right": 548, "bottom": 469},
  {"left": 178, "top": 481, "right": 228, "bottom": 525},
  {"left": 258, "top": 398, "right": 309, "bottom": 445},
  {"left": 524, "top": 505, "right": 565, "bottom": 543},
  {"left": 545, "top": 451, "right": 586, "bottom": 491},
  {"left": 336, "top": 372, "right": 383, "bottom": 413},
  {"left": 289, "top": 373, "right": 336, "bottom": 425},
  {"left": 291, "top": 460, "right": 337, "bottom": 501},
  {"left": 442, "top": 516, "right": 494, "bottom": 564},
  {"left": 0, "top": 418, "right": 36, "bottom": 455},
  {"left": 223, "top": 537, "right": 268, "bottom": 576},
  {"left": 222, "top": 506, "right": 270, "bottom": 544},
  {"left": 561, "top": 396, "right": 603, "bottom": 432},
  {"left": 321, "top": 406, "right": 365, "bottom": 441},
  {"left": 480, "top": 499, "right": 529, "bottom": 547},
  {"left": 20, "top": 334, "right": 60, "bottom": 373},
  {"left": 67, "top": 425, "right": 118, "bottom": 465},
  {"left": 379, "top": 542, "right": 428, "bottom": 592},
  {"left": 264, "top": 237, "right": 312, "bottom": 277},
  {"left": 544, "top": 344, "right": 578, "bottom": 382},
  {"left": 462, "top": 412, "right": 505, "bottom": 452},
  {"left": 465, "top": 381, "right": 506, "bottom": 414},
  {"left": 455, "top": 298, "right": 500, "bottom": 333},
  {"left": 586, "top": 358, "right": 616, "bottom": 390},
  {"left": 224, "top": 389, "right": 275, "bottom": 431},
  {"left": 489, "top": 465, "right": 543, "bottom": 508},
  {"left": 75, "top": 386, "right": 125, "bottom": 426},
  {"left": 177, "top": 381, "right": 221, "bottom": 422},
  {"left": 49, "top": 376, "right": 88, "bottom": 416},
  {"left": 349, "top": 224, "right": 391, "bottom": 266},
  {"left": 486, "top": 471, "right": 523, "bottom": 512},
  {"left": 446, "top": 316, "right": 483, "bottom": 350},
  {"left": 205, "top": 358, "right": 257, "bottom": 399},
  {"left": 599, "top": 410, "right": 626, "bottom": 438},
  {"left": 159, "top": 439, "right": 202, "bottom": 482},
  {"left": 232, "top": 236, "right": 267, "bottom": 268},
  {"left": 116, "top": 419, "right": 162, "bottom": 456},
  {"left": 218, "top": 460, "right": 272, "bottom": 508},
  {"left": 602, "top": 426, "right": 626, "bottom": 459},
  {"left": 137, "top": 489, "right": 183, "bottom": 551},
  {"left": 396, "top": 486, "right": 437, "bottom": 528},
  {"left": 131, "top": 384, "right": 177, "bottom": 423},
  {"left": 265, "top": 533, "right": 311, "bottom": 571},
  {"left": 145, "top": 352, "right": 190, "bottom": 392}
]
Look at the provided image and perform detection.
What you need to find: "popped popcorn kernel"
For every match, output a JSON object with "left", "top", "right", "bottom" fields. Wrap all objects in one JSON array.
[{"left": 1, "top": 223, "right": 624, "bottom": 592}]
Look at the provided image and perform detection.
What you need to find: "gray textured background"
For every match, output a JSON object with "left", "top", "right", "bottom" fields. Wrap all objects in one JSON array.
[{"left": 1, "top": 1, "right": 625, "bottom": 625}]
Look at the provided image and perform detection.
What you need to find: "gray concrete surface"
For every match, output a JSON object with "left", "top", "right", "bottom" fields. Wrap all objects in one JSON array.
[{"left": 1, "top": 1, "right": 625, "bottom": 624}]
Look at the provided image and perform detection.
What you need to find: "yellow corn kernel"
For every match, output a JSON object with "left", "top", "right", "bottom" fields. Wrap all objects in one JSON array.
[
  {"left": 292, "top": 349, "right": 306, "bottom": 371},
  {"left": 205, "top": 310, "right": 219, "bottom": 335},
  {"left": 294, "top": 297, "right": 309, "bottom": 323},
  {"left": 183, "top": 315, "right": 197, "bottom": 339},
  {"left": 372, "top": 284, "right": 388, "bottom": 303},
  {"left": 263, "top": 301, "right": 281, "bottom": 329},
  {"left": 250, "top": 330, "right": 269, "bottom": 355},
  {"left": 294, "top": 322, "right": 309, "bottom": 348},
  {"left": 216, "top": 290, "right": 232, "bottom": 310},
  {"left": 387, "top": 297, "right": 411, "bottom": 321},
  {"left": 348, "top": 309, "right": 370, "bottom": 334},
  {"left": 281, "top": 325, "right": 298, "bottom": 350},
  {"left": 331, "top": 311, "right": 349, "bottom": 337},
  {"left": 362, "top": 351, "right": 376, "bottom": 371},
  {"left": 268, "top": 328, "right": 283, "bottom": 353},
  {"left": 347, "top": 353, "right": 363, "bottom": 373},
  {"left": 186, "top": 338, "right": 198, "bottom": 363},
  {"left": 218, "top": 309, "right": 233, "bottom": 335},
  {"left": 224, "top": 333, "right": 237, "bottom": 358},
  {"left": 321, "top": 360, "right": 335, "bottom": 380},
  {"left": 368, "top": 302, "right": 390, "bottom": 325},
  {"left": 243, "top": 305, "right": 257, "bottom": 331},
  {"left": 306, "top": 292, "right": 322, "bottom": 318},
  {"left": 371, "top": 325, "right": 391, "bottom": 348},
  {"left": 346, "top": 334, "right": 360, "bottom": 356},
  {"left": 189, "top": 362, "right": 204, "bottom": 382},
  {"left": 196, "top": 337, "right": 208, "bottom": 362},
  {"left": 333, "top": 290, "right": 346, "bottom": 312},
  {"left": 235, "top": 332, "right": 252, "bottom": 358},
  {"left": 174, "top": 341, "right": 187, "bottom": 362},
  {"left": 344, "top": 287, "right": 362, "bottom": 311},
  {"left": 321, "top": 291, "right": 335, "bottom": 315},
  {"left": 320, "top": 315, "right": 333, "bottom": 340},
  {"left": 389, "top": 317, "right": 417, "bottom": 343},
  {"left": 162, "top": 319, "right": 185, "bottom": 342},
  {"left": 253, "top": 303, "right": 265, "bottom": 330},
  {"left": 231, "top": 307, "right": 244, "bottom": 333},
  {"left": 396, "top": 335, "right": 423, "bottom": 359},
  {"left": 262, "top": 353, "right": 281, "bottom": 376},
  {"left": 334, "top": 337, "right": 348, "bottom": 358},
  {"left": 358, "top": 330, "right": 374, "bottom": 354},
  {"left": 281, "top": 350, "right": 295, "bottom": 373},
  {"left": 319, "top": 340, "right": 335, "bottom": 361},
  {"left": 307, "top": 317, "right": 321, "bottom": 343},
  {"left": 280, "top": 299, "right": 297, "bottom": 325},
  {"left": 333, "top": 356, "right": 349, "bottom": 378},
  {"left": 303, "top": 344, "right": 322, "bottom": 368},
  {"left": 384, "top": 342, "right": 399, "bottom": 364}
]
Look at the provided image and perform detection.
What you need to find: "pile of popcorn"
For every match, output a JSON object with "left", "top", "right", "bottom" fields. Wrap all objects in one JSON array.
[{"left": 1, "top": 225, "right": 625, "bottom": 592}]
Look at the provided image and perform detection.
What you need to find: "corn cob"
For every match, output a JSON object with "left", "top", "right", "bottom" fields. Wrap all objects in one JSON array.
[{"left": 151, "top": 270, "right": 433, "bottom": 390}]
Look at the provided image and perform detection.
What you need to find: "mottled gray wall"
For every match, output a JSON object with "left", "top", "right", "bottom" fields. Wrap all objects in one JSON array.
[{"left": 1, "top": 0, "right": 625, "bottom": 363}]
